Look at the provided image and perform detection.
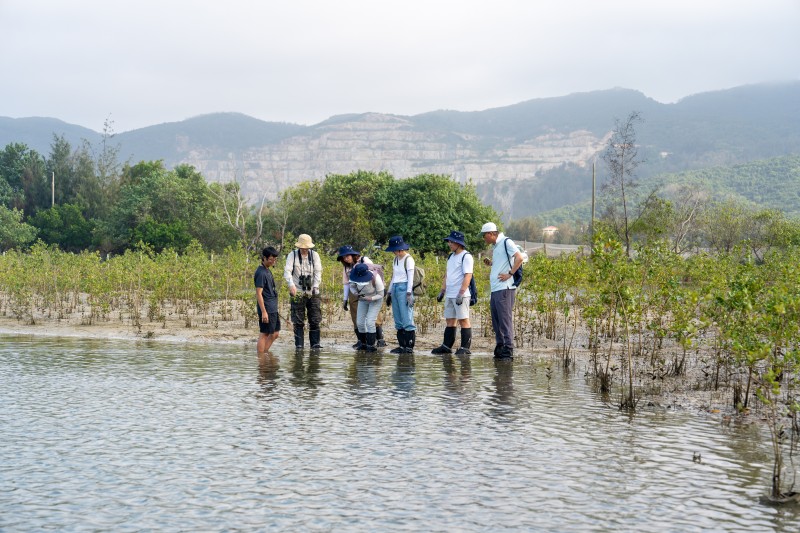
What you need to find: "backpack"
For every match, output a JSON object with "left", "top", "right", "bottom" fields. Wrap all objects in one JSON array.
[
  {"left": 503, "top": 238, "right": 524, "bottom": 287},
  {"left": 448, "top": 251, "right": 478, "bottom": 306},
  {"left": 402, "top": 256, "right": 426, "bottom": 296},
  {"left": 359, "top": 257, "right": 385, "bottom": 284}
]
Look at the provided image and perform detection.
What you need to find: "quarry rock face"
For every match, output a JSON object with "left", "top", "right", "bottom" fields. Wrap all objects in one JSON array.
[{"left": 179, "top": 113, "right": 609, "bottom": 203}]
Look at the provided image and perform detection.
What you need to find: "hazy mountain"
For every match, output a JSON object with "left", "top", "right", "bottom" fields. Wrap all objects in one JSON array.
[{"left": 2, "top": 81, "right": 799, "bottom": 219}]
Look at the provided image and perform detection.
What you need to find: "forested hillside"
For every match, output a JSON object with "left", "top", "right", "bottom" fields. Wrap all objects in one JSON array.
[{"left": 536, "top": 154, "right": 800, "bottom": 226}]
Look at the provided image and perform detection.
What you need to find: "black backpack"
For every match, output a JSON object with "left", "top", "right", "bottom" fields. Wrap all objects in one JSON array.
[
  {"left": 448, "top": 251, "right": 478, "bottom": 306},
  {"left": 503, "top": 239, "right": 523, "bottom": 287}
]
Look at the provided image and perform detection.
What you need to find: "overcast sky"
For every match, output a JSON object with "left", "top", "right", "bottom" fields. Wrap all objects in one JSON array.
[{"left": 1, "top": 0, "right": 798, "bottom": 132}]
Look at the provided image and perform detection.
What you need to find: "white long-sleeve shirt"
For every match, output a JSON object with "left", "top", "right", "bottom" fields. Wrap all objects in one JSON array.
[{"left": 283, "top": 249, "right": 322, "bottom": 294}]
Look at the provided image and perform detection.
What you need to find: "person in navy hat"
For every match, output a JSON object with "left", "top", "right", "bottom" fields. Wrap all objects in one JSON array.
[
  {"left": 337, "top": 245, "right": 387, "bottom": 349},
  {"left": 432, "top": 230, "right": 474, "bottom": 355},
  {"left": 348, "top": 262, "right": 385, "bottom": 351},
  {"left": 385, "top": 235, "right": 416, "bottom": 353}
]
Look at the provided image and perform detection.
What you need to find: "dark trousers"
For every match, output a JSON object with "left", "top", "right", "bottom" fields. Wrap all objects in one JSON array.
[
  {"left": 291, "top": 294, "right": 322, "bottom": 330},
  {"left": 490, "top": 288, "right": 517, "bottom": 348}
]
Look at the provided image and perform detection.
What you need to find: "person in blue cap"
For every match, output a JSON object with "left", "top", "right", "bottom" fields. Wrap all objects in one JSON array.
[
  {"left": 337, "top": 245, "right": 387, "bottom": 349},
  {"left": 348, "top": 262, "right": 385, "bottom": 351},
  {"left": 432, "top": 230, "right": 474, "bottom": 355},
  {"left": 385, "top": 235, "right": 416, "bottom": 353}
]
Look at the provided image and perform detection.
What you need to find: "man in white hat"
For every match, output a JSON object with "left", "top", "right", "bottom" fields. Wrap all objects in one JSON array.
[
  {"left": 481, "top": 222, "right": 524, "bottom": 359},
  {"left": 283, "top": 234, "right": 323, "bottom": 349}
]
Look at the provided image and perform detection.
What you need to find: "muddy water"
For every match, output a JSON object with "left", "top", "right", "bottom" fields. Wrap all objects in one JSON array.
[{"left": 1, "top": 335, "right": 797, "bottom": 531}]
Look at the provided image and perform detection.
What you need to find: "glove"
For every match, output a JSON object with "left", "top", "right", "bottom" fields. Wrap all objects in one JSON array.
[
  {"left": 437, "top": 290, "right": 445, "bottom": 302},
  {"left": 311, "top": 287, "right": 319, "bottom": 297},
  {"left": 343, "top": 300, "right": 349, "bottom": 311},
  {"left": 406, "top": 293, "right": 414, "bottom": 308},
  {"left": 386, "top": 293, "right": 392, "bottom": 306},
  {"left": 455, "top": 293, "right": 464, "bottom": 306}
]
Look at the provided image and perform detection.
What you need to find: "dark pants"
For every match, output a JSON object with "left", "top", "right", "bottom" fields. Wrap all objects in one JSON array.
[
  {"left": 291, "top": 294, "right": 322, "bottom": 330},
  {"left": 490, "top": 288, "right": 517, "bottom": 349}
]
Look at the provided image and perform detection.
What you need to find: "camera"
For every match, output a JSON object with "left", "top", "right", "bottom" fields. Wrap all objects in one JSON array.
[{"left": 298, "top": 274, "right": 313, "bottom": 292}]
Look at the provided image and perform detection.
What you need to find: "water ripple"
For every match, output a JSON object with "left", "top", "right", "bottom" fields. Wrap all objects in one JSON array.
[{"left": 1, "top": 334, "right": 797, "bottom": 531}]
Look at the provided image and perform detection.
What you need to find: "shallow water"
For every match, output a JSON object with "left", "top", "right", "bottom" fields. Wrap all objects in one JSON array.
[{"left": 1, "top": 335, "right": 797, "bottom": 531}]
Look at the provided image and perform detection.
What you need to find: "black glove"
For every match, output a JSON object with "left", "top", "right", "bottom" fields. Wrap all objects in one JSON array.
[
  {"left": 386, "top": 293, "right": 392, "bottom": 306},
  {"left": 437, "top": 290, "right": 445, "bottom": 302},
  {"left": 343, "top": 300, "right": 349, "bottom": 312},
  {"left": 455, "top": 293, "right": 464, "bottom": 306}
]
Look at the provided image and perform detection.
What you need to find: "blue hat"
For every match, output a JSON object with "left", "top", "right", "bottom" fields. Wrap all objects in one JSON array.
[
  {"left": 444, "top": 230, "right": 467, "bottom": 248},
  {"left": 349, "top": 263, "right": 374, "bottom": 283},
  {"left": 337, "top": 245, "right": 358, "bottom": 258},
  {"left": 385, "top": 235, "right": 410, "bottom": 252}
]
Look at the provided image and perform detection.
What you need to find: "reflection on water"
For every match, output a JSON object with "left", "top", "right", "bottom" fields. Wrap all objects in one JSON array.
[
  {"left": 1, "top": 334, "right": 798, "bottom": 532},
  {"left": 391, "top": 354, "right": 415, "bottom": 395}
]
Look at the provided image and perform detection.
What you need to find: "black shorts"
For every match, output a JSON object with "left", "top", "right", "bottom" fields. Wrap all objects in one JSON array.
[{"left": 258, "top": 311, "right": 281, "bottom": 334}]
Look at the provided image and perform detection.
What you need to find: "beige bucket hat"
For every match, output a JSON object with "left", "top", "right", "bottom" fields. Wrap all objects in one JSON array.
[{"left": 295, "top": 234, "right": 315, "bottom": 249}]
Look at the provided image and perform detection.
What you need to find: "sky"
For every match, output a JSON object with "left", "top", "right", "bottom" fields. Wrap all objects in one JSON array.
[{"left": 1, "top": 0, "right": 798, "bottom": 133}]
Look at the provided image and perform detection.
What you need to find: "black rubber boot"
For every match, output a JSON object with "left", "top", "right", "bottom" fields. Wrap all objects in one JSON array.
[
  {"left": 294, "top": 326, "right": 304, "bottom": 350},
  {"left": 365, "top": 332, "right": 377, "bottom": 352},
  {"left": 309, "top": 329, "right": 322, "bottom": 349},
  {"left": 404, "top": 330, "right": 415, "bottom": 354},
  {"left": 390, "top": 330, "right": 405, "bottom": 354},
  {"left": 455, "top": 328, "right": 472, "bottom": 355},
  {"left": 356, "top": 331, "right": 367, "bottom": 351},
  {"left": 376, "top": 326, "right": 387, "bottom": 347},
  {"left": 495, "top": 344, "right": 513, "bottom": 359},
  {"left": 352, "top": 327, "right": 362, "bottom": 349},
  {"left": 432, "top": 326, "right": 456, "bottom": 354}
]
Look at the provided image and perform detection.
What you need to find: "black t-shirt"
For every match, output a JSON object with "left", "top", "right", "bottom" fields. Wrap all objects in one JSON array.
[{"left": 254, "top": 265, "right": 278, "bottom": 313}]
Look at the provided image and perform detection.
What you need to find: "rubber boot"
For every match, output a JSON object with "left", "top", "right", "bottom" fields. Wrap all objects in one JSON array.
[
  {"left": 294, "top": 325, "right": 304, "bottom": 350},
  {"left": 455, "top": 328, "right": 472, "bottom": 355},
  {"left": 431, "top": 326, "right": 456, "bottom": 354},
  {"left": 309, "top": 329, "right": 322, "bottom": 349},
  {"left": 365, "top": 332, "right": 377, "bottom": 352},
  {"left": 404, "top": 330, "right": 415, "bottom": 354},
  {"left": 356, "top": 331, "right": 367, "bottom": 351},
  {"left": 496, "top": 345, "right": 513, "bottom": 359},
  {"left": 390, "top": 330, "right": 405, "bottom": 354},
  {"left": 352, "top": 327, "right": 362, "bottom": 349},
  {"left": 376, "top": 326, "right": 387, "bottom": 347}
]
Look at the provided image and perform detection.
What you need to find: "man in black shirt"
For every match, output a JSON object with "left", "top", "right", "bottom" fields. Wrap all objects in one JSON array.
[{"left": 255, "top": 246, "right": 280, "bottom": 354}]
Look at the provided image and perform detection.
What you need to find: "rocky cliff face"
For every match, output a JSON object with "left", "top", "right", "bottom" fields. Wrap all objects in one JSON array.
[{"left": 176, "top": 113, "right": 609, "bottom": 205}]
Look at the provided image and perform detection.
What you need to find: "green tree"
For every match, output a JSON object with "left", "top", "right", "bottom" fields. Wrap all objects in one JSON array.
[
  {"left": 0, "top": 143, "right": 48, "bottom": 214},
  {"left": 373, "top": 174, "right": 497, "bottom": 253},
  {"left": 46, "top": 134, "right": 79, "bottom": 206},
  {"left": 28, "top": 204, "right": 95, "bottom": 252},
  {"left": 0, "top": 205, "right": 38, "bottom": 251}
]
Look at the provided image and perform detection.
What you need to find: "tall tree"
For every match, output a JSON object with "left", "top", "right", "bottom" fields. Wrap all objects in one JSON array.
[
  {"left": 46, "top": 134, "right": 78, "bottom": 206},
  {"left": 601, "top": 111, "right": 644, "bottom": 257}
]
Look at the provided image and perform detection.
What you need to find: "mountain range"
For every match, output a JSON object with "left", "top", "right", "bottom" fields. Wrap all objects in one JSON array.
[{"left": 2, "top": 81, "right": 799, "bottom": 220}]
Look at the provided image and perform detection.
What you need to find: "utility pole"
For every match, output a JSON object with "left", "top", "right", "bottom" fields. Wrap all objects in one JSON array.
[
  {"left": 51, "top": 172, "right": 55, "bottom": 207},
  {"left": 590, "top": 159, "right": 595, "bottom": 256}
]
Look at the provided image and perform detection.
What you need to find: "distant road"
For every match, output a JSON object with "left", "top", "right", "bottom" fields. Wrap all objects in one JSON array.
[{"left": 507, "top": 239, "right": 587, "bottom": 257}]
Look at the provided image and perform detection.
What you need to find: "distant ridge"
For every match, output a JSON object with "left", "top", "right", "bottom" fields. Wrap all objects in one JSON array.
[{"left": 1, "top": 81, "right": 799, "bottom": 219}]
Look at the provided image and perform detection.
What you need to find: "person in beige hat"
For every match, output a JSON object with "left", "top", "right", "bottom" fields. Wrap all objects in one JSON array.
[{"left": 283, "top": 234, "right": 323, "bottom": 349}]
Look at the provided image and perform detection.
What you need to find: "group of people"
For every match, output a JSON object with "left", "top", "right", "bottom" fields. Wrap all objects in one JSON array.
[{"left": 254, "top": 222, "right": 525, "bottom": 360}]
